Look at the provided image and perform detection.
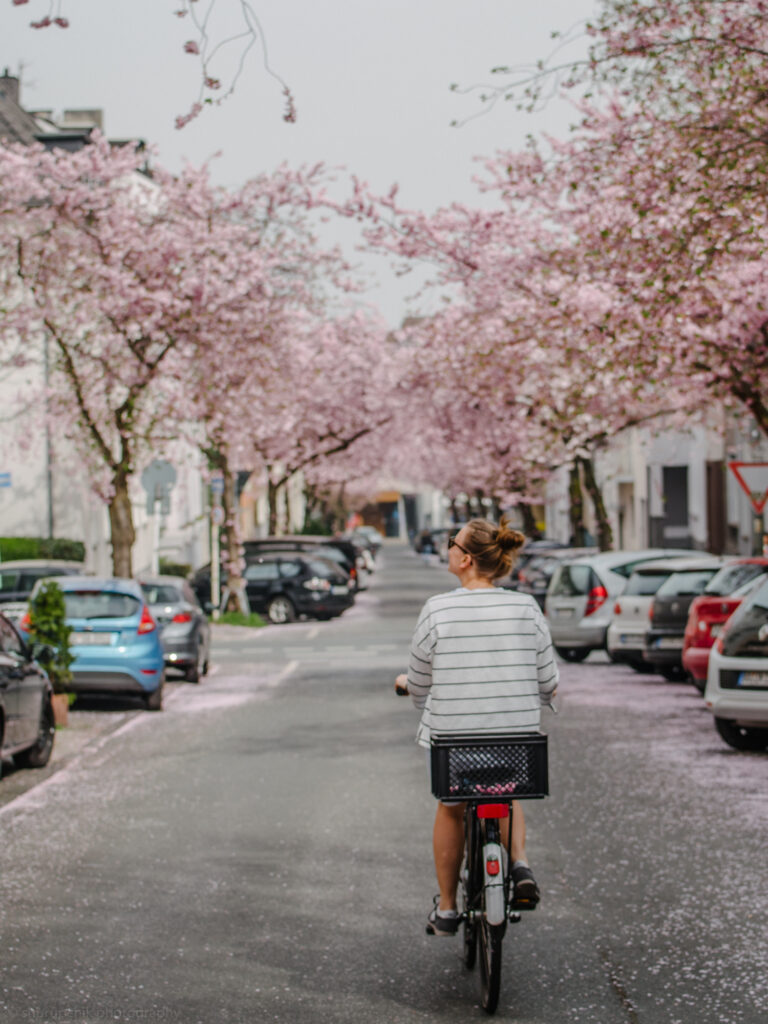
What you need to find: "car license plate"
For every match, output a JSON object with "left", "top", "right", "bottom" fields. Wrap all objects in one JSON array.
[
  {"left": 655, "top": 637, "right": 683, "bottom": 649},
  {"left": 554, "top": 608, "right": 573, "bottom": 618},
  {"left": 738, "top": 671, "right": 768, "bottom": 688},
  {"left": 331, "top": 586, "right": 348, "bottom": 595},
  {"left": 710, "top": 624, "right": 722, "bottom": 637},
  {"left": 70, "top": 632, "right": 117, "bottom": 646}
]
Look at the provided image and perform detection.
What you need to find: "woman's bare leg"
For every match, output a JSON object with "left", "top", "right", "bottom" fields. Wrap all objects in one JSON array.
[{"left": 433, "top": 802, "right": 466, "bottom": 910}]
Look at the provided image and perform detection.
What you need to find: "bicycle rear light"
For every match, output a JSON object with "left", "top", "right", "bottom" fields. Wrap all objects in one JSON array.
[{"left": 477, "top": 804, "right": 509, "bottom": 819}]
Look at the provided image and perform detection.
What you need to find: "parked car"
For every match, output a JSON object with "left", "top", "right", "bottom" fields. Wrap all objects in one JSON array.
[
  {"left": 683, "top": 559, "right": 768, "bottom": 692},
  {"left": 241, "top": 553, "right": 354, "bottom": 623},
  {"left": 243, "top": 536, "right": 364, "bottom": 590},
  {"left": 139, "top": 576, "right": 211, "bottom": 683},
  {"left": 21, "top": 576, "right": 165, "bottom": 710},
  {"left": 499, "top": 547, "right": 598, "bottom": 610},
  {"left": 0, "top": 559, "right": 85, "bottom": 623},
  {"left": 644, "top": 557, "right": 725, "bottom": 680},
  {"left": 350, "top": 525, "right": 382, "bottom": 554},
  {"left": 607, "top": 556, "right": 709, "bottom": 671},
  {"left": 0, "top": 611, "right": 55, "bottom": 776},
  {"left": 545, "top": 548, "right": 697, "bottom": 662},
  {"left": 704, "top": 575, "right": 768, "bottom": 750}
]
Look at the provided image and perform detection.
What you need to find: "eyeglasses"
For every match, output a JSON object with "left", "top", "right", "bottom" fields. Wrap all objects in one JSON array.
[{"left": 448, "top": 535, "right": 471, "bottom": 557}]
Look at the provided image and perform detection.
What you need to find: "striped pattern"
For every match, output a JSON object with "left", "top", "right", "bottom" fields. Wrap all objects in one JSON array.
[{"left": 407, "top": 587, "right": 559, "bottom": 748}]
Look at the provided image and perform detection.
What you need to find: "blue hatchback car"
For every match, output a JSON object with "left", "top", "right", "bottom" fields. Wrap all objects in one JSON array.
[{"left": 22, "top": 576, "right": 165, "bottom": 710}]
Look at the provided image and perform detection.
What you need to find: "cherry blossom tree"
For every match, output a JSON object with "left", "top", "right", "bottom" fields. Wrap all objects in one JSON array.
[{"left": 0, "top": 136, "right": 325, "bottom": 576}]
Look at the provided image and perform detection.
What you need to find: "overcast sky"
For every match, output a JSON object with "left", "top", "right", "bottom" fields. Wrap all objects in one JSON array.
[{"left": 4, "top": 0, "right": 599, "bottom": 322}]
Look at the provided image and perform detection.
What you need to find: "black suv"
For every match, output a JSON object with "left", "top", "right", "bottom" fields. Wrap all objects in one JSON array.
[
  {"left": 193, "top": 552, "right": 354, "bottom": 624},
  {"left": 242, "top": 537, "right": 364, "bottom": 590}
]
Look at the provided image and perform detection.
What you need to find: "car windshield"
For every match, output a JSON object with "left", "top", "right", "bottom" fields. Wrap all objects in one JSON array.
[
  {"left": 550, "top": 565, "right": 595, "bottom": 597},
  {"left": 63, "top": 591, "right": 141, "bottom": 619},
  {"left": 624, "top": 571, "right": 670, "bottom": 596},
  {"left": 141, "top": 584, "right": 182, "bottom": 604},
  {"left": 308, "top": 559, "right": 340, "bottom": 578},
  {"left": 704, "top": 563, "right": 767, "bottom": 596},
  {"left": 722, "top": 576, "right": 768, "bottom": 626},
  {"left": 656, "top": 570, "right": 717, "bottom": 598},
  {"left": 0, "top": 572, "right": 20, "bottom": 593}
]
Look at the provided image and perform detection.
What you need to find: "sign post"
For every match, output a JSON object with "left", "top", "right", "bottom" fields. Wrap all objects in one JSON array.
[{"left": 209, "top": 470, "right": 225, "bottom": 620}]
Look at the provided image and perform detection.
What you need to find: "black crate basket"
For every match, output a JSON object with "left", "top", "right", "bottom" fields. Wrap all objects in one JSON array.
[{"left": 430, "top": 733, "right": 548, "bottom": 801}]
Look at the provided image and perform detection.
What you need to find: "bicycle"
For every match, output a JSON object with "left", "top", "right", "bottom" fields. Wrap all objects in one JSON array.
[{"left": 429, "top": 732, "right": 549, "bottom": 1015}]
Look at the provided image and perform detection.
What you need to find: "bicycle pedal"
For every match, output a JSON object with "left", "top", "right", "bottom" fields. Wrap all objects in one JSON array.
[{"left": 509, "top": 899, "right": 538, "bottom": 912}]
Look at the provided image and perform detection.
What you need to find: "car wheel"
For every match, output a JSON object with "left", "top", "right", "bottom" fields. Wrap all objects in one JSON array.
[
  {"left": 144, "top": 678, "right": 164, "bottom": 711},
  {"left": 660, "top": 665, "right": 684, "bottom": 681},
  {"left": 714, "top": 717, "right": 768, "bottom": 751},
  {"left": 15, "top": 696, "right": 55, "bottom": 769},
  {"left": 267, "top": 596, "right": 296, "bottom": 625},
  {"left": 184, "top": 640, "right": 205, "bottom": 683},
  {"left": 555, "top": 646, "right": 590, "bottom": 663}
]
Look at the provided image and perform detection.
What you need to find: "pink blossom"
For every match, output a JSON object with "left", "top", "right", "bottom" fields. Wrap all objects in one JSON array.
[{"left": 183, "top": 40, "right": 199, "bottom": 55}]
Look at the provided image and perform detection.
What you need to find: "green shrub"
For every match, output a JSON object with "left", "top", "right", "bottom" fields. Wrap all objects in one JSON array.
[
  {"left": 214, "top": 611, "right": 266, "bottom": 628},
  {"left": 28, "top": 580, "right": 74, "bottom": 694},
  {"left": 159, "top": 558, "right": 192, "bottom": 578},
  {"left": 0, "top": 536, "right": 85, "bottom": 561},
  {"left": 300, "top": 518, "right": 332, "bottom": 536}
]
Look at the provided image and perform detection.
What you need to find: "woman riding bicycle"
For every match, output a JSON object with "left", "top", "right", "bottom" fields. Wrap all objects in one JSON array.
[{"left": 395, "top": 517, "right": 558, "bottom": 936}]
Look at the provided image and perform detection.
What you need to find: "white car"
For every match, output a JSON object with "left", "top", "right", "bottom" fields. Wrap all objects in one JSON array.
[
  {"left": 606, "top": 557, "right": 705, "bottom": 670},
  {"left": 704, "top": 575, "right": 768, "bottom": 751},
  {"left": 545, "top": 548, "right": 696, "bottom": 663}
]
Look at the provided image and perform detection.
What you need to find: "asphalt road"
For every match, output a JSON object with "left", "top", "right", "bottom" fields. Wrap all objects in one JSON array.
[{"left": 1, "top": 543, "right": 767, "bottom": 1024}]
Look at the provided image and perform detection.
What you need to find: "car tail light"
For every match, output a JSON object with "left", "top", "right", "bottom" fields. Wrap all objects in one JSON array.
[
  {"left": 350, "top": 566, "right": 357, "bottom": 580},
  {"left": 649, "top": 601, "right": 655, "bottom": 621},
  {"left": 172, "top": 612, "right": 192, "bottom": 623},
  {"left": 137, "top": 605, "right": 157, "bottom": 634},
  {"left": 584, "top": 586, "right": 608, "bottom": 617},
  {"left": 613, "top": 601, "right": 622, "bottom": 616},
  {"left": 19, "top": 610, "right": 31, "bottom": 632}
]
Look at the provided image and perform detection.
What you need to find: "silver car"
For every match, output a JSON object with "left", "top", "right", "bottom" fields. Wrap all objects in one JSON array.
[
  {"left": 139, "top": 576, "right": 210, "bottom": 683},
  {"left": 545, "top": 548, "right": 697, "bottom": 662},
  {"left": 606, "top": 556, "right": 715, "bottom": 671}
]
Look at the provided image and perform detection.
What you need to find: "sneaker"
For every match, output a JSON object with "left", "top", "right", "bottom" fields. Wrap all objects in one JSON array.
[
  {"left": 426, "top": 905, "right": 459, "bottom": 936},
  {"left": 510, "top": 865, "right": 540, "bottom": 909}
]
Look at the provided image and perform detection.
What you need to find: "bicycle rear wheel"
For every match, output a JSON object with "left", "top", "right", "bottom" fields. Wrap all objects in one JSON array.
[
  {"left": 478, "top": 918, "right": 503, "bottom": 1014},
  {"left": 461, "top": 811, "right": 481, "bottom": 970}
]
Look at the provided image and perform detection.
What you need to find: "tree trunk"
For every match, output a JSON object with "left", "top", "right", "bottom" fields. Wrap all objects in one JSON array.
[
  {"left": 284, "top": 475, "right": 293, "bottom": 533},
  {"left": 580, "top": 455, "right": 614, "bottom": 552},
  {"left": 569, "top": 463, "right": 587, "bottom": 547},
  {"left": 221, "top": 460, "right": 249, "bottom": 613},
  {"left": 108, "top": 469, "right": 136, "bottom": 577},
  {"left": 519, "top": 502, "right": 542, "bottom": 539},
  {"left": 267, "top": 472, "right": 279, "bottom": 535}
]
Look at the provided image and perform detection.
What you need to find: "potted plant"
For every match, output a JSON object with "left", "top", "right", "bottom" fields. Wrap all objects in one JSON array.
[{"left": 27, "top": 580, "right": 74, "bottom": 726}]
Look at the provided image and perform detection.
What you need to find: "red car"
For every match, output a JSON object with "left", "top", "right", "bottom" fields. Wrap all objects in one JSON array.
[{"left": 683, "top": 558, "right": 768, "bottom": 691}]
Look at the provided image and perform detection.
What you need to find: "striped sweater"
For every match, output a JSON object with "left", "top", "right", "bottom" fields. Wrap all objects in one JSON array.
[{"left": 407, "top": 587, "right": 559, "bottom": 748}]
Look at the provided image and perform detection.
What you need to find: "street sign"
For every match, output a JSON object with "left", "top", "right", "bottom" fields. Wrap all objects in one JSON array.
[
  {"left": 0, "top": 472, "right": 11, "bottom": 488},
  {"left": 210, "top": 470, "right": 225, "bottom": 497},
  {"left": 728, "top": 461, "right": 768, "bottom": 514},
  {"left": 141, "top": 459, "right": 177, "bottom": 515},
  {"left": 211, "top": 505, "right": 225, "bottom": 526}
]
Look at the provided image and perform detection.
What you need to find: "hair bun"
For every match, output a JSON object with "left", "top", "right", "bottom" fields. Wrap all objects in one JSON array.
[{"left": 497, "top": 526, "right": 526, "bottom": 552}]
